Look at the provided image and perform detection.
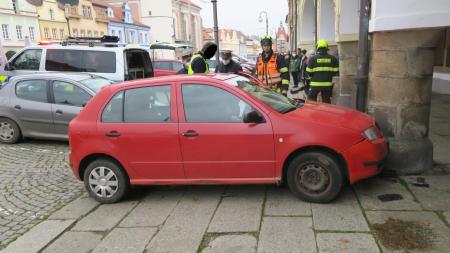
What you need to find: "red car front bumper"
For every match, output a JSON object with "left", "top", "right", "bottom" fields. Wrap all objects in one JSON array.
[{"left": 342, "top": 137, "right": 389, "bottom": 184}]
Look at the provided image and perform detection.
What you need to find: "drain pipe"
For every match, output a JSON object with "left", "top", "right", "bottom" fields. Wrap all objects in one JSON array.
[{"left": 354, "top": 0, "right": 371, "bottom": 112}]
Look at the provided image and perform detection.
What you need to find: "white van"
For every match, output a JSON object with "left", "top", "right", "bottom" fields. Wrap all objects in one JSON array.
[{"left": 1, "top": 37, "right": 154, "bottom": 83}]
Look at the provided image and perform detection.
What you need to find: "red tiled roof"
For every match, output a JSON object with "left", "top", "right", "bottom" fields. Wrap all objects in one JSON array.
[
  {"left": 109, "top": 6, "right": 149, "bottom": 28},
  {"left": 92, "top": 0, "right": 109, "bottom": 8}
]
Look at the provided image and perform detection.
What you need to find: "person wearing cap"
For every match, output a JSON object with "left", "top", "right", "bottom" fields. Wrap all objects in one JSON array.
[
  {"left": 306, "top": 39, "right": 339, "bottom": 103},
  {"left": 256, "top": 35, "right": 290, "bottom": 95},
  {"left": 188, "top": 42, "right": 218, "bottom": 74},
  {"left": 177, "top": 52, "right": 192, "bottom": 75},
  {"left": 215, "top": 50, "right": 243, "bottom": 74}
]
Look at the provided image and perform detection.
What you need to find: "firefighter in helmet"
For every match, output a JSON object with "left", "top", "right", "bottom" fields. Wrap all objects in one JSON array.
[{"left": 256, "top": 35, "right": 290, "bottom": 95}]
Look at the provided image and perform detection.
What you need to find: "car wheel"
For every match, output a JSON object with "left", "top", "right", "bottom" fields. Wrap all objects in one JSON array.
[
  {"left": 0, "top": 118, "right": 21, "bottom": 144},
  {"left": 287, "top": 151, "right": 343, "bottom": 203},
  {"left": 83, "top": 159, "right": 129, "bottom": 204}
]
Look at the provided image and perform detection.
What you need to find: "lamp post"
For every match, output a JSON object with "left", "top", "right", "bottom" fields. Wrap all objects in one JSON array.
[{"left": 259, "top": 11, "right": 268, "bottom": 35}]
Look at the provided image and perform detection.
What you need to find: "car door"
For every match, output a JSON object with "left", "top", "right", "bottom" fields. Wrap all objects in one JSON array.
[
  {"left": 50, "top": 80, "right": 92, "bottom": 136},
  {"left": 12, "top": 79, "right": 55, "bottom": 137},
  {"left": 5, "top": 49, "right": 43, "bottom": 76},
  {"left": 97, "top": 84, "right": 184, "bottom": 180},
  {"left": 154, "top": 61, "right": 174, "bottom": 77},
  {"left": 178, "top": 82, "right": 276, "bottom": 179}
]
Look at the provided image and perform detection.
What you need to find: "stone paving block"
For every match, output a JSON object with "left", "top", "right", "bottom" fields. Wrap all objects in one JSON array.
[
  {"left": 147, "top": 187, "right": 223, "bottom": 253},
  {"left": 119, "top": 190, "right": 183, "bottom": 228},
  {"left": 202, "top": 234, "right": 257, "bottom": 253},
  {"left": 71, "top": 200, "right": 138, "bottom": 231},
  {"left": 264, "top": 186, "right": 311, "bottom": 216},
  {"left": 365, "top": 211, "right": 450, "bottom": 253},
  {"left": 316, "top": 233, "right": 380, "bottom": 253},
  {"left": 42, "top": 232, "right": 102, "bottom": 253},
  {"left": 92, "top": 227, "right": 156, "bottom": 253},
  {"left": 312, "top": 188, "right": 369, "bottom": 231},
  {"left": 402, "top": 175, "right": 450, "bottom": 211},
  {"left": 257, "top": 217, "right": 316, "bottom": 253},
  {"left": 48, "top": 197, "right": 100, "bottom": 220},
  {"left": 354, "top": 178, "right": 422, "bottom": 211},
  {"left": 208, "top": 186, "right": 264, "bottom": 233},
  {"left": 1, "top": 219, "right": 75, "bottom": 253}
]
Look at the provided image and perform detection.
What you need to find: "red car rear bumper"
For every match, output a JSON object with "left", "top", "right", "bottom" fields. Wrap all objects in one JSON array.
[{"left": 342, "top": 137, "right": 389, "bottom": 184}]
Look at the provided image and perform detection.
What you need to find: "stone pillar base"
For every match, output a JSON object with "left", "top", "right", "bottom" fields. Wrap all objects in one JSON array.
[
  {"left": 332, "top": 41, "right": 358, "bottom": 108},
  {"left": 386, "top": 138, "right": 434, "bottom": 175}
]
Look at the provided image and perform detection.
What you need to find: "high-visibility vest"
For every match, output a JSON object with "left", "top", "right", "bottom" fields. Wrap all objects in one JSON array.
[
  {"left": 188, "top": 54, "right": 209, "bottom": 75},
  {"left": 257, "top": 54, "right": 283, "bottom": 86},
  {"left": 0, "top": 75, "right": 7, "bottom": 83}
]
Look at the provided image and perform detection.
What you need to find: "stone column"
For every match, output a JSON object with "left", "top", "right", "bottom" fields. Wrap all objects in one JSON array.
[
  {"left": 367, "top": 29, "right": 445, "bottom": 175},
  {"left": 332, "top": 41, "right": 358, "bottom": 108}
]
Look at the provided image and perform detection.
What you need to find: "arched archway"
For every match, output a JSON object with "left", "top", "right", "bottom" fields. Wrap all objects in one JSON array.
[{"left": 298, "top": 0, "right": 315, "bottom": 49}]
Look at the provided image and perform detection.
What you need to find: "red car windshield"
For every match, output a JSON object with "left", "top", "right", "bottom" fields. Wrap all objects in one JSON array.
[{"left": 225, "top": 76, "right": 298, "bottom": 114}]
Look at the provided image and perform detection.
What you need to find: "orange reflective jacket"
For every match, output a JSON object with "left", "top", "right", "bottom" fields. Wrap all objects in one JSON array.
[{"left": 257, "top": 54, "right": 281, "bottom": 86}]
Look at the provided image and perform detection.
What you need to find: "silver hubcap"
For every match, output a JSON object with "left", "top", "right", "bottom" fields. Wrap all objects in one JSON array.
[
  {"left": 88, "top": 167, "right": 118, "bottom": 199},
  {"left": 297, "top": 163, "right": 330, "bottom": 193},
  {"left": 0, "top": 122, "right": 15, "bottom": 141}
]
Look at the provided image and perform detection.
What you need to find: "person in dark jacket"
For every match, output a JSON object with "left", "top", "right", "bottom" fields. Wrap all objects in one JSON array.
[
  {"left": 188, "top": 42, "right": 217, "bottom": 74},
  {"left": 289, "top": 49, "right": 301, "bottom": 88},
  {"left": 177, "top": 51, "right": 192, "bottom": 75},
  {"left": 215, "top": 50, "right": 243, "bottom": 74},
  {"left": 306, "top": 39, "right": 339, "bottom": 103}
]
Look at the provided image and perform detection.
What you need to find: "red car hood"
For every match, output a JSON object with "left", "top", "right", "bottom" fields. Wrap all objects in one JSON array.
[{"left": 286, "top": 102, "right": 374, "bottom": 132}]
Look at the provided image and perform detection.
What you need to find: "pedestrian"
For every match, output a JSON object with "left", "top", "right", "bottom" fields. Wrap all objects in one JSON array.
[
  {"left": 289, "top": 49, "right": 301, "bottom": 88},
  {"left": 306, "top": 39, "right": 339, "bottom": 103},
  {"left": 215, "top": 50, "right": 243, "bottom": 73},
  {"left": 256, "top": 35, "right": 290, "bottom": 96},
  {"left": 188, "top": 42, "right": 218, "bottom": 74},
  {"left": 177, "top": 51, "right": 192, "bottom": 75}
]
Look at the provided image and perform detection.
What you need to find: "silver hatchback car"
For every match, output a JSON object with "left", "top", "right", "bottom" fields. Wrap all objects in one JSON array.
[{"left": 0, "top": 73, "right": 113, "bottom": 144}]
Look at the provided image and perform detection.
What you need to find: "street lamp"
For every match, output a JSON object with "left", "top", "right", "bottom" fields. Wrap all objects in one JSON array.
[{"left": 259, "top": 11, "right": 268, "bottom": 36}]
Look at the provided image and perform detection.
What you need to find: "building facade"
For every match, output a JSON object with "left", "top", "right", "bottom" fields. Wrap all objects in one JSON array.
[
  {"left": 0, "top": 0, "right": 40, "bottom": 51},
  {"left": 36, "top": 0, "right": 69, "bottom": 42},
  {"left": 275, "top": 22, "right": 289, "bottom": 53},
  {"left": 106, "top": 2, "right": 150, "bottom": 44},
  {"left": 172, "top": 0, "right": 203, "bottom": 50},
  {"left": 63, "top": 0, "right": 108, "bottom": 37},
  {"left": 290, "top": 0, "right": 450, "bottom": 174},
  {"left": 138, "top": 0, "right": 174, "bottom": 43}
]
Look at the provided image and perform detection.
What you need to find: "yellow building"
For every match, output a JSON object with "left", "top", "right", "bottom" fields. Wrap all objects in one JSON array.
[
  {"left": 37, "top": 0, "right": 69, "bottom": 41},
  {"left": 64, "top": 0, "right": 108, "bottom": 37}
]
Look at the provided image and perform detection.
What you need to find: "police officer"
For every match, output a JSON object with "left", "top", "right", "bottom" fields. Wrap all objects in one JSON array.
[
  {"left": 188, "top": 42, "right": 218, "bottom": 74},
  {"left": 215, "top": 50, "right": 243, "bottom": 74},
  {"left": 256, "top": 35, "right": 290, "bottom": 95},
  {"left": 306, "top": 39, "right": 339, "bottom": 103}
]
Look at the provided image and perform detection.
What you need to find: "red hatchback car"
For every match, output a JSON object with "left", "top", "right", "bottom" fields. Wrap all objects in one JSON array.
[{"left": 69, "top": 74, "right": 388, "bottom": 204}]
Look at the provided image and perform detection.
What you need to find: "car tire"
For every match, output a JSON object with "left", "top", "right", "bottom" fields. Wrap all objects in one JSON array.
[
  {"left": 83, "top": 159, "right": 129, "bottom": 204},
  {"left": 286, "top": 151, "right": 343, "bottom": 203},
  {"left": 0, "top": 118, "right": 21, "bottom": 144}
]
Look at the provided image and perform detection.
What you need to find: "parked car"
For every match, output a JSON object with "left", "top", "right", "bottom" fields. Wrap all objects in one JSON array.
[
  {"left": 0, "top": 73, "right": 113, "bottom": 144},
  {"left": 1, "top": 36, "right": 154, "bottom": 83},
  {"left": 69, "top": 74, "right": 388, "bottom": 204},
  {"left": 153, "top": 59, "right": 184, "bottom": 77}
]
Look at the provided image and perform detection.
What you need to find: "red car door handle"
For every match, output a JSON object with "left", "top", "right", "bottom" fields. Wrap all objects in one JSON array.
[
  {"left": 106, "top": 131, "right": 121, "bottom": 137},
  {"left": 181, "top": 131, "right": 199, "bottom": 137}
]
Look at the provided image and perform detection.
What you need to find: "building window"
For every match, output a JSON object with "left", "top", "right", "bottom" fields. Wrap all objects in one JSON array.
[
  {"left": 94, "top": 31, "right": 98, "bottom": 37},
  {"left": 28, "top": 26, "right": 35, "bottom": 40},
  {"left": 2, "top": 24, "right": 10, "bottom": 40},
  {"left": 138, "top": 32, "right": 142, "bottom": 44},
  {"left": 73, "top": 28, "right": 78, "bottom": 36},
  {"left": 44, "top": 27, "right": 49, "bottom": 39},
  {"left": 111, "top": 30, "right": 115, "bottom": 36},
  {"left": 80, "top": 30, "right": 85, "bottom": 37},
  {"left": 16, "top": 25, "right": 23, "bottom": 40},
  {"left": 52, "top": 28, "right": 57, "bottom": 40},
  {"left": 87, "top": 7, "right": 92, "bottom": 18},
  {"left": 12, "top": 0, "right": 18, "bottom": 13},
  {"left": 118, "top": 30, "right": 122, "bottom": 41},
  {"left": 144, "top": 33, "right": 148, "bottom": 43},
  {"left": 49, "top": 9, "right": 55, "bottom": 20},
  {"left": 87, "top": 30, "right": 92, "bottom": 37},
  {"left": 60, "top": 29, "right": 64, "bottom": 40}
]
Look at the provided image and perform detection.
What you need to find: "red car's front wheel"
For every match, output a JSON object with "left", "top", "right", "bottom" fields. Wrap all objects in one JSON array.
[{"left": 287, "top": 151, "right": 344, "bottom": 203}]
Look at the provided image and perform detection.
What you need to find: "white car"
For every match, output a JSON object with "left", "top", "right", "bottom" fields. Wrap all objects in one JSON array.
[{"left": 1, "top": 36, "right": 154, "bottom": 83}]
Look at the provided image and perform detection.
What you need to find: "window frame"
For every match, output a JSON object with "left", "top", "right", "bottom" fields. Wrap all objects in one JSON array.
[
  {"left": 2, "top": 24, "right": 10, "bottom": 40},
  {"left": 180, "top": 82, "right": 262, "bottom": 124},
  {"left": 16, "top": 25, "right": 22, "bottom": 40},
  {"left": 100, "top": 84, "right": 174, "bottom": 124},
  {"left": 49, "top": 80, "right": 92, "bottom": 107},
  {"left": 28, "top": 26, "right": 35, "bottom": 40},
  {"left": 15, "top": 79, "right": 50, "bottom": 103}
]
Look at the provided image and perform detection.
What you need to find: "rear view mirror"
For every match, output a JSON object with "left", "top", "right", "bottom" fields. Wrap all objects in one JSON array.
[{"left": 244, "top": 111, "right": 264, "bottom": 124}]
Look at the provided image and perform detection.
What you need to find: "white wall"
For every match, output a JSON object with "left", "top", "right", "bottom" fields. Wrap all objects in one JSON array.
[
  {"left": 318, "top": 0, "right": 335, "bottom": 42},
  {"left": 370, "top": 0, "right": 450, "bottom": 32},
  {"left": 338, "top": 0, "right": 359, "bottom": 35},
  {"left": 299, "top": 0, "right": 315, "bottom": 43},
  {"left": 140, "top": 0, "right": 174, "bottom": 42}
]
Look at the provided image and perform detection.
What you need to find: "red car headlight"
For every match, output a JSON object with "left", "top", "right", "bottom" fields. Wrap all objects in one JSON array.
[{"left": 362, "top": 126, "right": 380, "bottom": 141}]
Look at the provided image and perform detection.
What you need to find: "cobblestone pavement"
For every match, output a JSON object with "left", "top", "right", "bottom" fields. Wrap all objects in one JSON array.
[{"left": 0, "top": 141, "right": 83, "bottom": 248}]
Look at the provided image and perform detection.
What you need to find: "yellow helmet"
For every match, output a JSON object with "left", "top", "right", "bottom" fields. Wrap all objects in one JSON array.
[
  {"left": 316, "top": 39, "right": 329, "bottom": 49},
  {"left": 261, "top": 35, "right": 273, "bottom": 46}
]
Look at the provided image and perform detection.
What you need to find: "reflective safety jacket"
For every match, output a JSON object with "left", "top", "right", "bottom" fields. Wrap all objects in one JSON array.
[
  {"left": 0, "top": 75, "right": 8, "bottom": 83},
  {"left": 188, "top": 54, "right": 209, "bottom": 75},
  {"left": 257, "top": 51, "right": 289, "bottom": 92},
  {"left": 306, "top": 51, "right": 339, "bottom": 86}
]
